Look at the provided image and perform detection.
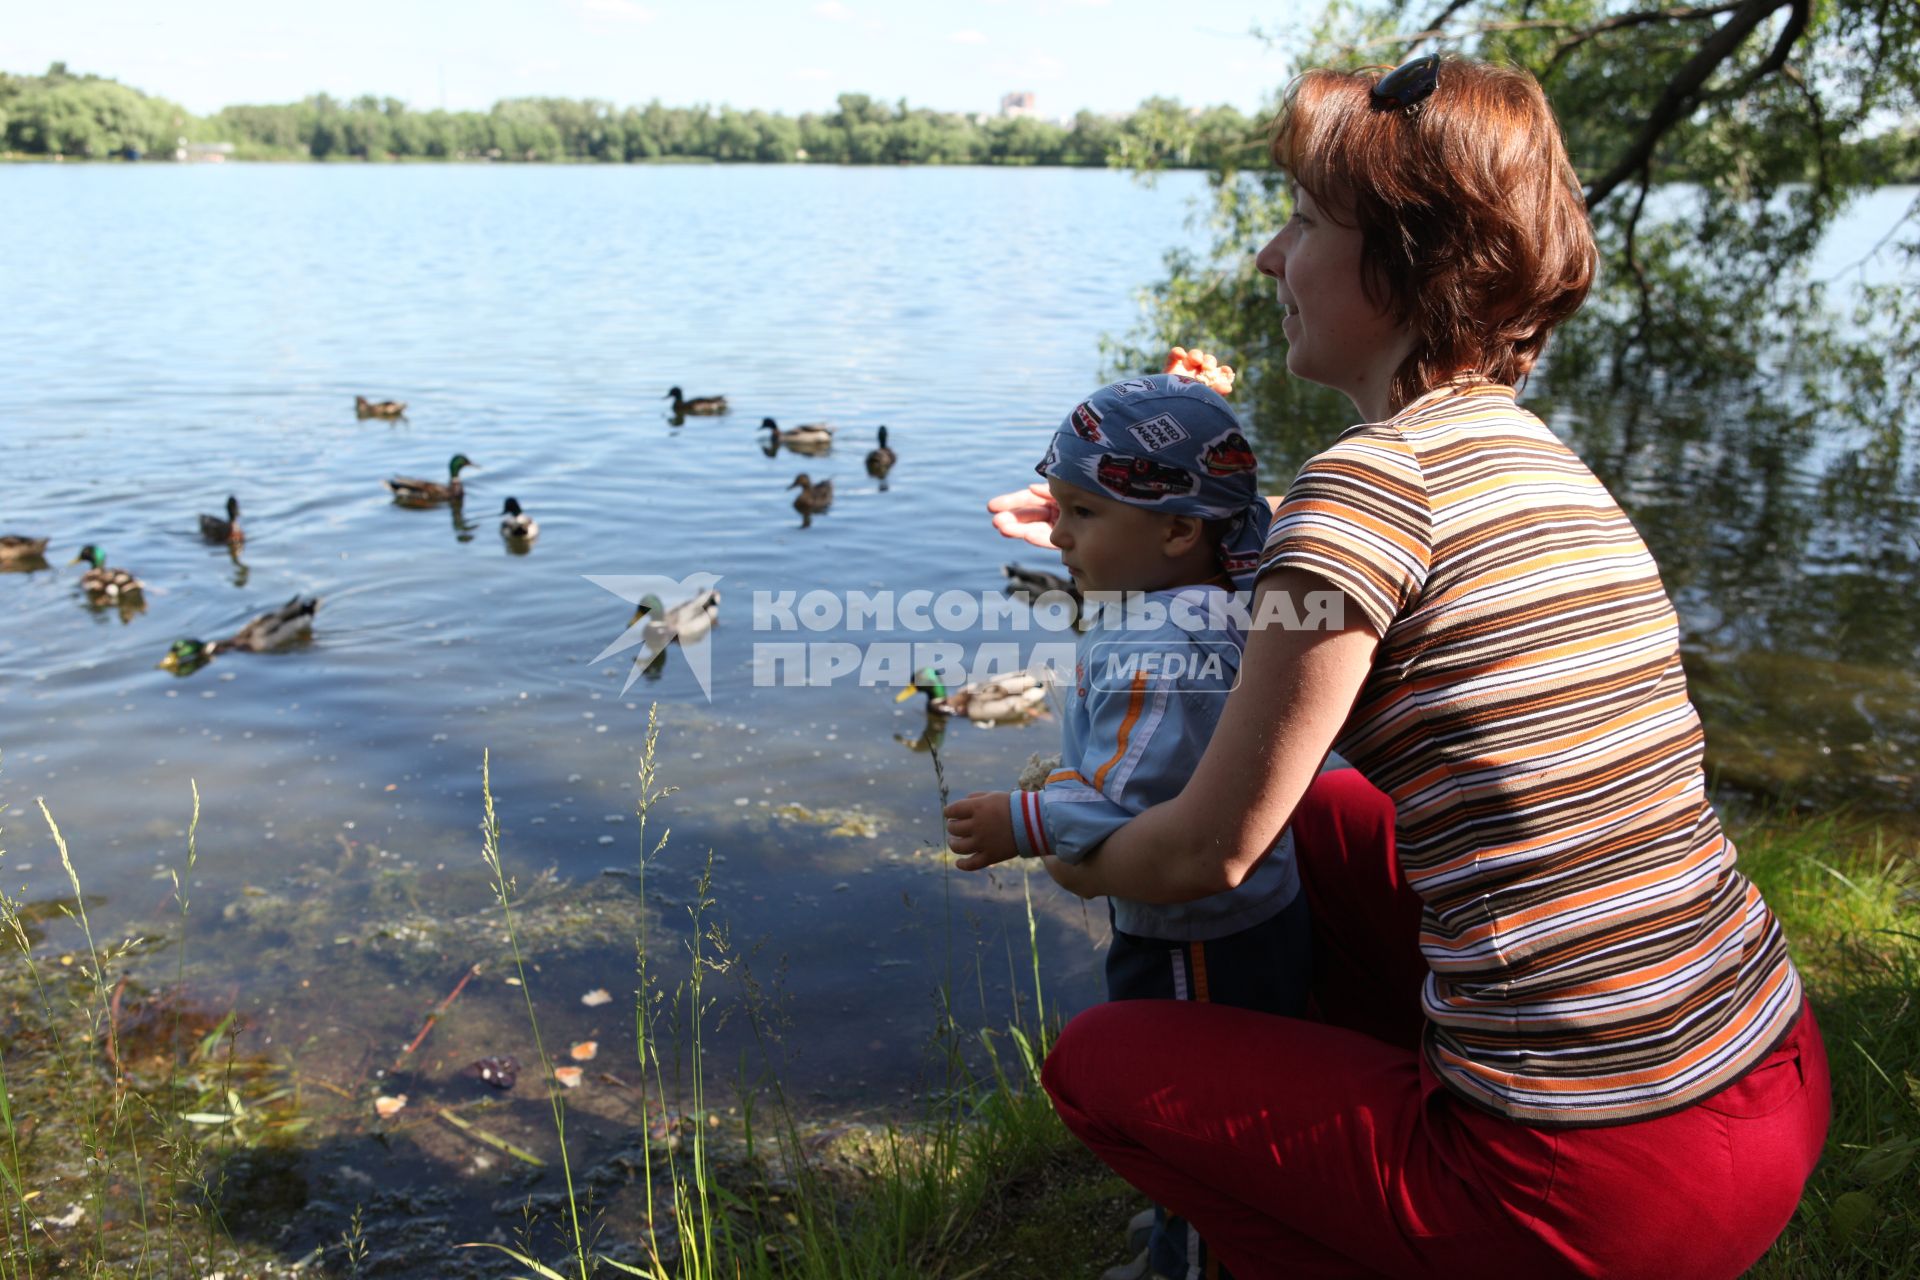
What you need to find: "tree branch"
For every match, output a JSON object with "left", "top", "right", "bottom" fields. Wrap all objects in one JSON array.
[
  {"left": 1704, "top": 0, "right": 1810, "bottom": 104},
  {"left": 1349, "top": 3, "right": 1739, "bottom": 54},
  {"left": 1542, "top": 2, "right": 1744, "bottom": 82},
  {"left": 1415, "top": 0, "right": 1480, "bottom": 41},
  {"left": 1583, "top": 0, "right": 1806, "bottom": 209}
]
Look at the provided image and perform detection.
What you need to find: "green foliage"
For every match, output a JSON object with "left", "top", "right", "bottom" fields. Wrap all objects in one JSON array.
[
  {"left": 1115, "top": 0, "right": 1920, "bottom": 492},
  {"left": 0, "top": 62, "right": 187, "bottom": 157},
  {"left": 1, "top": 61, "right": 1264, "bottom": 169}
]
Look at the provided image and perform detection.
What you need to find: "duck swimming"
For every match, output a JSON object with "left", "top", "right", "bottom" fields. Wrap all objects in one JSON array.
[
  {"left": 199, "top": 495, "right": 244, "bottom": 544},
  {"left": 865, "top": 426, "right": 897, "bottom": 479},
  {"left": 760, "top": 417, "right": 834, "bottom": 455},
  {"left": 385, "top": 454, "right": 477, "bottom": 504},
  {"left": 666, "top": 386, "right": 729, "bottom": 416},
  {"left": 895, "top": 668, "right": 1051, "bottom": 725},
  {"left": 70, "top": 544, "right": 144, "bottom": 602},
  {"left": 789, "top": 474, "right": 834, "bottom": 518},
  {"left": 631, "top": 589, "right": 720, "bottom": 647},
  {"left": 1002, "top": 563, "right": 1079, "bottom": 600},
  {"left": 356, "top": 395, "right": 407, "bottom": 419},
  {"left": 0, "top": 535, "right": 50, "bottom": 564},
  {"left": 499, "top": 496, "right": 539, "bottom": 543},
  {"left": 160, "top": 595, "right": 320, "bottom": 673}
]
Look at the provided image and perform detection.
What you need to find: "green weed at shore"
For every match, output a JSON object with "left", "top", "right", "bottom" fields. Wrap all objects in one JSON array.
[{"left": 1738, "top": 817, "right": 1920, "bottom": 1277}]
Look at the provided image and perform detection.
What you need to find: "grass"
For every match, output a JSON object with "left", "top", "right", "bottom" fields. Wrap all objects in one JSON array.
[
  {"left": 1737, "top": 816, "right": 1920, "bottom": 1277},
  {"left": 0, "top": 741, "right": 1912, "bottom": 1278}
]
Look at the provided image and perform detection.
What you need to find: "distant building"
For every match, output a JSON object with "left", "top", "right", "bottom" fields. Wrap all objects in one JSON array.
[
  {"left": 999, "top": 92, "right": 1037, "bottom": 119},
  {"left": 176, "top": 140, "right": 235, "bottom": 163}
]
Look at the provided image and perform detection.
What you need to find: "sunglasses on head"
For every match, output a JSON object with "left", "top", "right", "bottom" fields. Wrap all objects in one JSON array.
[{"left": 1370, "top": 54, "right": 1439, "bottom": 114}]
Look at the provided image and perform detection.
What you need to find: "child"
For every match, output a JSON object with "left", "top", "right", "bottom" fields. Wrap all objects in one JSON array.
[{"left": 945, "top": 372, "right": 1306, "bottom": 1280}]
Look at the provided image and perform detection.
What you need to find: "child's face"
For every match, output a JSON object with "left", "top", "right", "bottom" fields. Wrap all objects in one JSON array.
[{"left": 1045, "top": 477, "right": 1178, "bottom": 594}]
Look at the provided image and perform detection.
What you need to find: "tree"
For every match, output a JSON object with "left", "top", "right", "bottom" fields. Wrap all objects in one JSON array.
[{"left": 1120, "top": 0, "right": 1920, "bottom": 465}]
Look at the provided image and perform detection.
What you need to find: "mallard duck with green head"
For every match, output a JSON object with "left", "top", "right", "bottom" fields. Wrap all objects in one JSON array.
[
  {"left": 199, "top": 495, "right": 244, "bottom": 544},
  {"left": 357, "top": 395, "right": 407, "bottom": 419},
  {"left": 666, "top": 386, "right": 729, "bottom": 416},
  {"left": 894, "top": 668, "right": 1051, "bottom": 725},
  {"left": 499, "top": 497, "right": 538, "bottom": 543},
  {"left": 160, "top": 595, "right": 320, "bottom": 673},
  {"left": 70, "top": 544, "right": 144, "bottom": 602},
  {"left": 760, "top": 417, "right": 834, "bottom": 454},
  {"left": 631, "top": 589, "right": 720, "bottom": 648},
  {"left": 0, "top": 535, "right": 50, "bottom": 564},
  {"left": 385, "top": 454, "right": 477, "bottom": 504}
]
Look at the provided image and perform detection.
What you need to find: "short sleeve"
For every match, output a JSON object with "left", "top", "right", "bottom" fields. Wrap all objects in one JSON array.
[{"left": 1257, "top": 426, "right": 1431, "bottom": 637}]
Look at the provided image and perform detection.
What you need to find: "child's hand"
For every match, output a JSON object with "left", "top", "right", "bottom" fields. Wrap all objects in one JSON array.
[
  {"left": 945, "top": 791, "right": 1019, "bottom": 871},
  {"left": 987, "top": 484, "right": 1057, "bottom": 549}
]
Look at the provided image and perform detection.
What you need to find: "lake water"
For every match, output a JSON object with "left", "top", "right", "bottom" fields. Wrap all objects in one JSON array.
[{"left": 1, "top": 166, "right": 1914, "bottom": 1268}]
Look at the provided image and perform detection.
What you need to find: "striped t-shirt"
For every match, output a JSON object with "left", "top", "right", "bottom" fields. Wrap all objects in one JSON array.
[{"left": 1259, "top": 380, "right": 1803, "bottom": 1126}]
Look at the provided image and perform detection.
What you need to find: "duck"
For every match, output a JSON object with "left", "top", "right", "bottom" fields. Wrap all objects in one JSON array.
[
  {"left": 631, "top": 589, "right": 720, "bottom": 648},
  {"left": 0, "top": 535, "right": 50, "bottom": 563},
  {"left": 666, "top": 386, "right": 729, "bottom": 416},
  {"left": 864, "top": 426, "right": 897, "bottom": 479},
  {"left": 894, "top": 668, "right": 1051, "bottom": 725},
  {"left": 789, "top": 474, "right": 834, "bottom": 518},
  {"left": 1002, "top": 563, "right": 1079, "bottom": 601},
  {"left": 199, "top": 495, "right": 244, "bottom": 545},
  {"left": 159, "top": 595, "right": 320, "bottom": 673},
  {"left": 70, "top": 544, "right": 145, "bottom": 602},
  {"left": 760, "top": 417, "right": 834, "bottom": 454},
  {"left": 385, "top": 454, "right": 477, "bottom": 504},
  {"left": 499, "top": 496, "right": 539, "bottom": 543},
  {"left": 356, "top": 395, "right": 407, "bottom": 419}
]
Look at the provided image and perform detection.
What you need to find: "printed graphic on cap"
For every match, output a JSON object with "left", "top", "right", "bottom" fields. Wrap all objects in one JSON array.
[
  {"left": 1127, "top": 412, "right": 1191, "bottom": 453},
  {"left": 1200, "top": 429, "right": 1257, "bottom": 476},
  {"left": 1109, "top": 378, "right": 1157, "bottom": 396},
  {"left": 1036, "top": 437, "right": 1060, "bottom": 477},
  {"left": 1070, "top": 401, "right": 1105, "bottom": 442},
  {"left": 1096, "top": 454, "right": 1197, "bottom": 502}
]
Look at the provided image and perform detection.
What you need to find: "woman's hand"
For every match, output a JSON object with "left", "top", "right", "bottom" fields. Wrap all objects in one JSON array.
[
  {"left": 987, "top": 484, "right": 1058, "bottom": 549},
  {"left": 945, "top": 791, "right": 1020, "bottom": 870},
  {"left": 1041, "top": 853, "right": 1101, "bottom": 898}
]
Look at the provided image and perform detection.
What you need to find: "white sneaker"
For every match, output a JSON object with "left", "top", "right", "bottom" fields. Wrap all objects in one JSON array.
[
  {"left": 1098, "top": 1245, "right": 1176, "bottom": 1280},
  {"left": 1126, "top": 1206, "right": 1157, "bottom": 1255}
]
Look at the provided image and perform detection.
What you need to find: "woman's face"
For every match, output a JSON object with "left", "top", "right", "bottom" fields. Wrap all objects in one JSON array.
[{"left": 1255, "top": 186, "right": 1414, "bottom": 420}]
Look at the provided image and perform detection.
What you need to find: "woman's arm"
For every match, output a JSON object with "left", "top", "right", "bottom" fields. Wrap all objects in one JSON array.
[{"left": 1047, "top": 568, "right": 1379, "bottom": 903}]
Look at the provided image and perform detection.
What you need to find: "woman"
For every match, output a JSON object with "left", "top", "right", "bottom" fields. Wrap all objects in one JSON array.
[{"left": 974, "top": 57, "right": 1828, "bottom": 1278}]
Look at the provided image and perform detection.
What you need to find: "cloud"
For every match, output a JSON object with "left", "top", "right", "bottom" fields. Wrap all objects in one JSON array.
[
  {"left": 947, "top": 29, "right": 988, "bottom": 45},
  {"left": 791, "top": 67, "right": 834, "bottom": 82},
  {"left": 578, "top": 0, "right": 657, "bottom": 22},
  {"left": 812, "top": 1, "right": 852, "bottom": 19}
]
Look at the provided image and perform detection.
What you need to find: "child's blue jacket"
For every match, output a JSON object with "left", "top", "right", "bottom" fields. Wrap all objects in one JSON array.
[{"left": 1006, "top": 584, "right": 1300, "bottom": 941}]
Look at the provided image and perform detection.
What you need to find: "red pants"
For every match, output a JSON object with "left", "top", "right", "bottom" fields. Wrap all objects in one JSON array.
[{"left": 1043, "top": 769, "right": 1831, "bottom": 1279}]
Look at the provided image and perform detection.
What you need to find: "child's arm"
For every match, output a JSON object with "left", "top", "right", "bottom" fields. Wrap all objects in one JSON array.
[{"left": 981, "top": 654, "right": 1225, "bottom": 872}]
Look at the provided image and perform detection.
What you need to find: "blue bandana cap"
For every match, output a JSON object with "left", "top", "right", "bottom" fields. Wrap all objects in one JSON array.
[{"left": 1036, "top": 373, "right": 1271, "bottom": 588}]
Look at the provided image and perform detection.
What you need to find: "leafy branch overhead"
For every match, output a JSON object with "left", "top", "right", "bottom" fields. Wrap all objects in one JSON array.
[{"left": 1118, "top": 0, "right": 1919, "bottom": 461}]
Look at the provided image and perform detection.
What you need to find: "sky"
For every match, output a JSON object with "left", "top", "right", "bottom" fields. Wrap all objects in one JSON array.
[{"left": 2, "top": 1, "right": 1322, "bottom": 119}]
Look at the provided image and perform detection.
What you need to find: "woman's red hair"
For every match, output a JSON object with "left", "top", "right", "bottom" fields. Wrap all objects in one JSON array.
[{"left": 1270, "top": 59, "right": 1597, "bottom": 406}]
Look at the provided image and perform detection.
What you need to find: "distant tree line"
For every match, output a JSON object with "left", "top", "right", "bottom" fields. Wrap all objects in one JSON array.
[{"left": 0, "top": 63, "right": 1264, "bottom": 168}]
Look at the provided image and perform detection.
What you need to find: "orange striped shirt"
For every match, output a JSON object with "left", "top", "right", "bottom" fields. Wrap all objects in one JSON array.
[{"left": 1259, "top": 381, "right": 1802, "bottom": 1126}]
